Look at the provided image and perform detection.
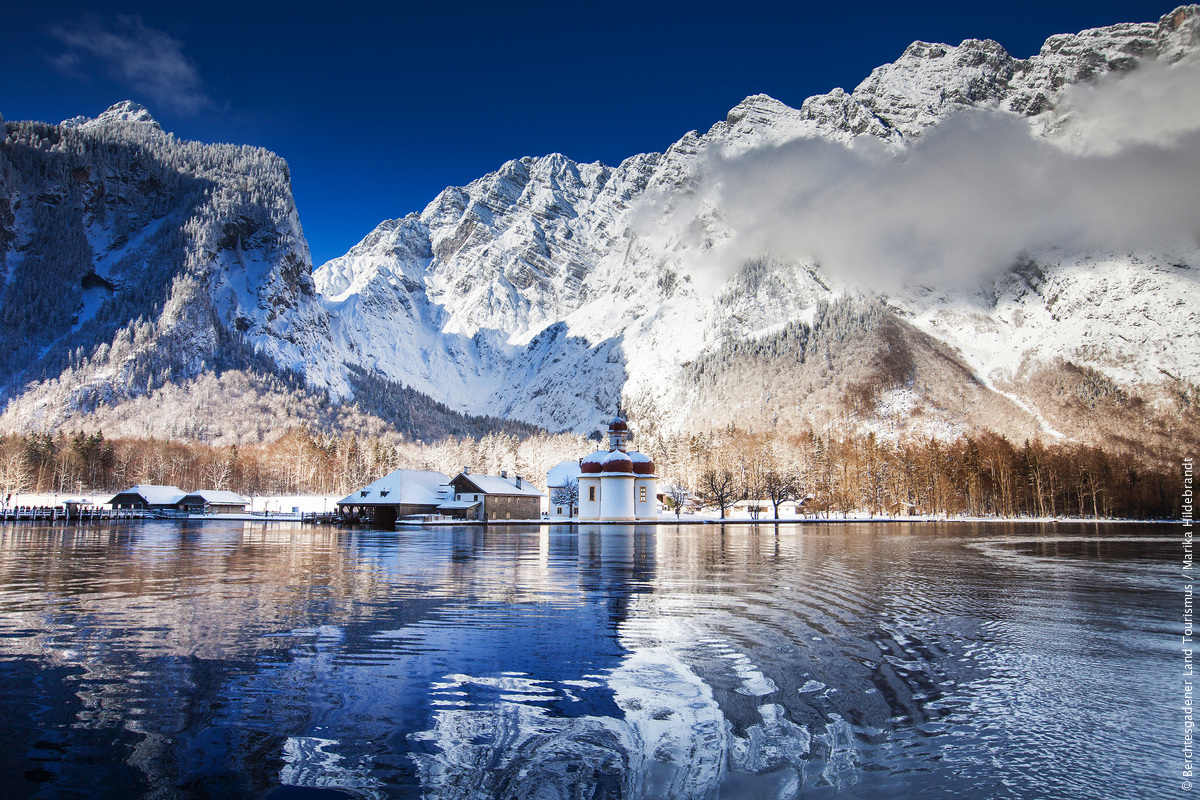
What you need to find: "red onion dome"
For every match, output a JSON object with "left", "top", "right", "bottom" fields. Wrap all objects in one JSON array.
[
  {"left": 628, "top": 450, "right": 655, "bottom": 475},
  {"left": 608, "top": 416, "right": 629, "bottom": 432},
  {"left": 581, "top": 451, "right": 607, "bottom": 474},
  {"left": 601, "top": 450, "right": 633, "bottom": 474}
]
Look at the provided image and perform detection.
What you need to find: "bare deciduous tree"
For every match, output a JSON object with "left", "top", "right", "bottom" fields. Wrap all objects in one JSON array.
[
  {"left": 699, "top": 467, "right": 738, "bottom": 519},
  {"left": 762, "top": 467, "right": 800, "bottom": 520},
  {"left": 664, "top": 484, "right": 690, "bottom": 517},
  {"left": 551, "top": 477, "right": 579, "bottom": 517}
]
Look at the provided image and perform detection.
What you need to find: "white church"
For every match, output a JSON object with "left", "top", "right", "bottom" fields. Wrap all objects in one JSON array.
[{"left": 547, "top": 416, "right": 658, "bottom": 522}]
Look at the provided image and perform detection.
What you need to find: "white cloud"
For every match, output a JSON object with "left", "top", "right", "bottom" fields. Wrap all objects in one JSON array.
[
  {"left": 654, "top": 56, "right": 1200, "bottom": 293},
  {"left": 49, "top": 15, "right": 213, "bottom": 116},
  {"left": 1049, "top": 54, "right": 1200, "bottom": 155}
]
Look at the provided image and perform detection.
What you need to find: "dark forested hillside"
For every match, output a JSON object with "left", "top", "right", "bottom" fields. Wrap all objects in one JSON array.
[
  {"left": 0, "top": 103, "right": 313, "bottom": 404},
  {"left": 0, "top": 104, "right": 542, "bottom": 445}
]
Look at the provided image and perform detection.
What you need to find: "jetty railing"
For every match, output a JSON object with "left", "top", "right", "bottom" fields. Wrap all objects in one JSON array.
[
  {"left": 1, "top": 505, "right": 147, "bottom": 522},
  {"left": 0, "top": 506, "right": 346, "bottom": 525}
]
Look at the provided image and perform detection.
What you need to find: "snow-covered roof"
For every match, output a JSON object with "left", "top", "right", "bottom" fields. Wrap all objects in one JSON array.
[
  {"left": 546, "top": 459, "right": 582, "bottom": 488},
  {"left": 454, "top": 473, "right": 544, "bottom": 497},
  {"left": 180, "top": 490, "right": 250, "bottom": 505},
  {"left": 437, "top": 500, "right": 481, "bottom": 510},
  {"left": 107, "top": 484, "right": 185, "bottom": 506},
  {"left": 338, "top": 469, "right": 452, "bottom": 506}
]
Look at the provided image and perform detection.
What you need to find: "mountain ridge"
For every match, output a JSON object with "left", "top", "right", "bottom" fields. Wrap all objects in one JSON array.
[
  {"left": 295, "top": 4, "right": 1198, "bottom": 445},
  {"left": 1, "top": 6, "right": 1197, "bottom": 457}
]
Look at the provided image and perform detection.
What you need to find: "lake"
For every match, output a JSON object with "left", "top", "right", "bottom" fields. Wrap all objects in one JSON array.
[{"left": 0, "top": 520, "right": 1182, "bottom": 799}]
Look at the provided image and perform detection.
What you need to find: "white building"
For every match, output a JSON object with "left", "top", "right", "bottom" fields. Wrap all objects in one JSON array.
[
  {"left": 570, "top": 416, "right": 658, "bottom": 522},
  {"left": 546, "top": 459, "right": 582, "bottom": 518}
]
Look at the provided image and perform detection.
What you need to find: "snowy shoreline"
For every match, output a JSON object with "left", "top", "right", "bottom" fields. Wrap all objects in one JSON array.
[
  {"left": 414, "top": 514, "right": 1173, "bottom": 526},
  {"left": 0, "top": 493, "right": 1176, "bottom": 525}
]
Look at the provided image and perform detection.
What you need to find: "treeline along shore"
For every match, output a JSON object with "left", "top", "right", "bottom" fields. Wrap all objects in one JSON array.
[{"left": 0, "top": 425, "right": 1187, "bottom": 520}]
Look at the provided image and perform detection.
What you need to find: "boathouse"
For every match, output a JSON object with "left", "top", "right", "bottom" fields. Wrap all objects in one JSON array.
[
  {"left": 107, "top": 484, "right": 186, "bottom": 510},
  {"left": 337, "top": 469, "right": 452, "bottom": 526},
  {"left": 176, "top": 491, "right": 251, "bottom": 515},
  {"left": 443, "top": 470, "right": 543, "bottom": 522}
]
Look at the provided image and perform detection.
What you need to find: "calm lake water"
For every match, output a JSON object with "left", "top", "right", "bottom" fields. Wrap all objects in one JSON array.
[{"left": 0, "top": 520, "right": 1182, "bottom": 799}]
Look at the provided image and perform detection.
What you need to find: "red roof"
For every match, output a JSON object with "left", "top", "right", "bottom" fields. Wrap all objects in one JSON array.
[
  {"left": 601, "top": 451, "right": 633, "bottom": 474},
  {"left": 629, "top": 451, "right": 655, "bottom": 475},
  {"left": 581, "top": 451, "right": 607, "bottom": 474}
]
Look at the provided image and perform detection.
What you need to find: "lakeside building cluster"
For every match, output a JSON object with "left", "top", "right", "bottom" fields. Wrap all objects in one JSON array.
[
  {"left": 340, "top": 416, "right": 660, "bottom": 525},
  {"left": 107, "top": 485, "right": 251, "bottom": 514},
  {"left": 83, "top": 417, "right": 662, "bottom": 525},
  {"left": 546, "top": 416, "right": 658, "bottom": 521},
  {"left": 336, "top": 467, "right": 544, "bottom": 526}
]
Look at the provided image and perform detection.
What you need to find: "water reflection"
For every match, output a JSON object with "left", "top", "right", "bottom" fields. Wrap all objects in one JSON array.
[{"left": 0, "top": 521, "right": 1180, "bottom": 799}]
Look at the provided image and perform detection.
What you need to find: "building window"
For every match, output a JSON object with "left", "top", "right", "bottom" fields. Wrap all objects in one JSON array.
[
  {"left": 588, "top": 486, "right": 596, "bottom": 502},
  {"left": 640, "top": 486, "right": 647, "bottom": 503}
]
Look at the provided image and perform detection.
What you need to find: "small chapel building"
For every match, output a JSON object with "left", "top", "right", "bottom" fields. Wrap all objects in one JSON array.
[{"left": 573, "top": 416, "right": 658, "bottom": 522}]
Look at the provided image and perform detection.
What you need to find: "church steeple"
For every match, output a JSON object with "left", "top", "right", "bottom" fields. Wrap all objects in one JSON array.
[{"left": 607, "top": 415, "right": 630, "bottom": 452}]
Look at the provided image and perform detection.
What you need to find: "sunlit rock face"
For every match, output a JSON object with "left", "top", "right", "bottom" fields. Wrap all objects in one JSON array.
[
  {"left": 306, "top": 6, "right": 1200, "bottom": 441},
  {"left": 3, "top": 9, "right": 1197, "bottom": 443}
]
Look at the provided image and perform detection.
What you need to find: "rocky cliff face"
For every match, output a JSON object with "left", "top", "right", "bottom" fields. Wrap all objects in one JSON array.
[
  {"left": 2, "top": 8, "right": 1197, "bottom": 450},
  {"left": 0, "top": 101, "right": 333, "bottom": 429},
  {"left": 306, "top": 6, "right": 1200, "bottom": 444}
]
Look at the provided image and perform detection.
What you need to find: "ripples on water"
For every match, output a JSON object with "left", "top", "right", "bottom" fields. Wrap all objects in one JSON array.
[{"left": 0, "top": 520, "right": 1180, "bottom": 799}]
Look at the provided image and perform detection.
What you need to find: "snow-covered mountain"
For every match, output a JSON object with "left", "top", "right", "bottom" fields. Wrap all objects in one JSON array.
[
  {"left": 0, "top": 102, "right": 533, "bottom": 443},
  {"left": 2, "top": 7, "right": 1197, "bottom": 452},
  {"left": 305, "top": 5, "right": 1200, "bottom": 445},
  {"left": 0, "top": 99, "right": 352, "bottom": 439}
]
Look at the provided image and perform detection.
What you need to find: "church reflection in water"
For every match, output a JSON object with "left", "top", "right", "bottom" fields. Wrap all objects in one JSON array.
[{"left": 0, "top": 520, "right": 1177, "bottom": 799}]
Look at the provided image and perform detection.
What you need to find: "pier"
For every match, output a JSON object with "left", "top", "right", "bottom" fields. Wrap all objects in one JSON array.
[
  {"left": 1, "top": 505, "right": 146, "bottom": 522},
  {"left": 0, "top": 506, "right": 344, "bottom": 524}
]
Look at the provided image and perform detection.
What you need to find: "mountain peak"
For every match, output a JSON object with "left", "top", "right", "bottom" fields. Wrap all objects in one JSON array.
[
  {"left": 61, "top": 101, "right": 161, "bottom": 131},
  {"left": 1157, "top": 4, "right": 1200, "bottom": 57},
  {"left": 725, "top": 94, "right": 794, "bottom": 125}
]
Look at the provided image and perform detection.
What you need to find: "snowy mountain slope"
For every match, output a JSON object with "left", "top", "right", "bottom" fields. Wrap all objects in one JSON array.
[
  {"left": 2, "top": 7, "right": 1197, "bottom": 450},
  {"left": 0, "top": 101, "right": 335, "bottom": 424},
  {"left": 0, "top": 102, "right": 548, "bottom": 443},
  {"left": 306, "top": 6, "right": 1200, "bottom": 444}
]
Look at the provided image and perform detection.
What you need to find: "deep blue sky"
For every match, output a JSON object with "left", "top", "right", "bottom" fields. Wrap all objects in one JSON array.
[{"left": 0, "top": 1, "right": 1175, "bottom": 265}]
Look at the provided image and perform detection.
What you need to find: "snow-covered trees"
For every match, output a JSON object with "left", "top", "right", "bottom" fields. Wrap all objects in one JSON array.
[
  {"left": 623, "top": 418, "right": 1184, "bottom": 520},
  {"left": 663, "top": 484, "right": 690, "bottom": 517},
  {"left": 0, "top": 108, "right": 314, "bottom": 426},
  {"left": 0, "top": 422, "right": 1182, "bottom": 519}
]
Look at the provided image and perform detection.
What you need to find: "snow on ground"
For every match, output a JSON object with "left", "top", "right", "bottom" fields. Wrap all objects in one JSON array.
[
  {"left": 4, "top": 493, "right": 342, "bottom": 514},
  {"left": 0, "top": 493, "right": 1147, "bottom": 525}
]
